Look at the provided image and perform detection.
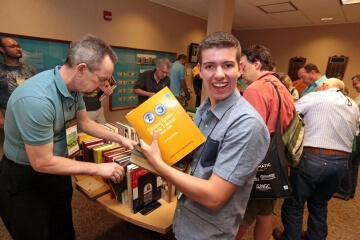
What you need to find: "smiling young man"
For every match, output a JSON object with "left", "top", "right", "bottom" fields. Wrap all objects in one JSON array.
[
  {"left": 0, "top": 34, "right": 137, "bottom": 240},
  {"left": 139, "top": 32, "right": 270, "bottom": 240}
]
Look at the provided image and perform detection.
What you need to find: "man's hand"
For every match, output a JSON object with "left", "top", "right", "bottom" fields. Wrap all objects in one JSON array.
[
  {"left": 139, "top": 131, "right": 166, "bottom": 171},
  {"left": 121, "top": 137, "right": 137, "bottom": 150},
  {"left": 97, "top": 162, "right": 125, "bottom": 183}
]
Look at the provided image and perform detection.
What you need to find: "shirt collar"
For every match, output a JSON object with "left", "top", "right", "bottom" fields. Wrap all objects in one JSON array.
[
  {"left": 54, "top": 66, "right": 76, "bottom": 100},
  {"left": 198, "top": 90, "right": 241, "bottom": 120}
]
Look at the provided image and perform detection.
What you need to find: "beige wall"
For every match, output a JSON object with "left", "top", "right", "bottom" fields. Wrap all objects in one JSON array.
[
  {"left": 0, "top": 0, "right": 207, "bottom": 123},
  {"left": 233, "top": 23, "right": 360, "bottom": 99},
  {"left": 2, "top": 0, "right": 360, "bottom": 118}
]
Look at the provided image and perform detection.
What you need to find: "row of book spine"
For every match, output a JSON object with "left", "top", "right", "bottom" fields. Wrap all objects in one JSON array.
[{"left": 77, "top": 122, "right": 175, "bottom": 212}]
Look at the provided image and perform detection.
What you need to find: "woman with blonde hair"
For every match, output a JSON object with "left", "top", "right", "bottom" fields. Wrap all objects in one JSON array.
[{"left": 280, "top": 75, "right": 299, "bottom": 101}]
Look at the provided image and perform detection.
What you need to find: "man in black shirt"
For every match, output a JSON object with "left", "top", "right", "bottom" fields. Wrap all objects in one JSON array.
[{"left": 133, "top": 58, "right": 171, "bottom": 105}]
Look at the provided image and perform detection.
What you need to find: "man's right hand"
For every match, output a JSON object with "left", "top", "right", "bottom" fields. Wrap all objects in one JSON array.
[{"left": 98, "top": 162, "right": 125, "bottom": 184}]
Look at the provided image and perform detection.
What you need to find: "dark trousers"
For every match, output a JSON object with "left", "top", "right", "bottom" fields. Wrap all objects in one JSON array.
[
  {"left": 0, "top": 155, "right": 75, "bottom": 240},
  {"left": 195, "top": 95, "right": 201, "bottom": 107},
  {"left": 338, "top": 135, "right": 360, "bottom": 197},
  {"left": 281, "top": 152, "right": 347, "bottom": 240}
]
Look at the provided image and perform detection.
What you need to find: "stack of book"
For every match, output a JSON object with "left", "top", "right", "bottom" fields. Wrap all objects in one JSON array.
[{"left": 75, "top": 121, "right": 136, "bottom": 201}]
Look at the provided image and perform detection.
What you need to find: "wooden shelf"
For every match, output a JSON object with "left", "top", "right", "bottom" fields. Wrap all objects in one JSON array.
[{"left": 97, "top": 193, "right": 176, "bottom": 234}]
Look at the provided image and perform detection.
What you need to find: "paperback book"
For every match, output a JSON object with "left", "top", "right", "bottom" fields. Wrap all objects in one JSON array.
[{"left": 126, "top": 87, "right": 205, "bottom": 167}]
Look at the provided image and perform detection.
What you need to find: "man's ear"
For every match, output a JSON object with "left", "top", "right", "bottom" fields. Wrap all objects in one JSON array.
[
  {"left": 198, "top": 63, "right": 202, "bottom": 78},
  {"left": 77, "top": 63, "right": 87, "bottom": 76},
  {"left": 254, "top": 60, "right": 261, "bottom": 70},
  {"left": 239, "top": 61, "right": 244, "bottom": 75},
  {"left": 316, "top": 82, "right": 326, "bottom": 91}
]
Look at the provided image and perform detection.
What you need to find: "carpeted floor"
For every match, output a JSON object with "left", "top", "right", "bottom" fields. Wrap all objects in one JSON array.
[{"left": 1, "top": 175, "right": 359, "bottom": 240}]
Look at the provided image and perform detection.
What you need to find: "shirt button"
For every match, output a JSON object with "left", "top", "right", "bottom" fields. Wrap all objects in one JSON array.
[
  {"left": 177, "top": 209, "right": 180, "bottom": 212},
  {"left": 205, "top": 124, "right": 208, "bottom": 128}
]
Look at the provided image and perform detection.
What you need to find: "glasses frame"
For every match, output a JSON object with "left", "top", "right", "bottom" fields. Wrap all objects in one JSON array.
[
  {"left": 157, "top": 66, "right": 169, "bottom": 75},
  {"left": 2, "top": 45, "right": 22, "bottom": 49},
  {"left": 86, "top": 64, "right": 111, "bottom": 85}
]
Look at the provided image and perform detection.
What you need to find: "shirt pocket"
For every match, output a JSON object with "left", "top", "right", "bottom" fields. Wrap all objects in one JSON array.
[{"left": 200, "top": 138, "right": 219, "bottom": 168}]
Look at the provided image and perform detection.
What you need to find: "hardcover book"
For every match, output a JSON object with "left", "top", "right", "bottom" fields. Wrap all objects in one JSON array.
[
  {"left": 82, "top": 138, "right": 106, "bottom": 162},
  {"left": 109, "top": 155, "right": 131, "bottom": 203},
  {"left": 129, "top": 166, "right": 161, "bottom": 214},
  {"left": 93, "top": 144, "right": 117, "bottom": 163},
  {"left": 75, "top": 175, "right": 110, "bottom": 200},
  {"left": 125, "top": 87, "right": 205, "bottom": 167}
]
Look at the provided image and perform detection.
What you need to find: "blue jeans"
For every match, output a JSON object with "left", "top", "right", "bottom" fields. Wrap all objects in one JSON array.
[
  {"left": 338, "top": 135, "right": 360, "bottom": 197},
  {"left": 281, "top": 152, "right": 348, "bottom": 240}
]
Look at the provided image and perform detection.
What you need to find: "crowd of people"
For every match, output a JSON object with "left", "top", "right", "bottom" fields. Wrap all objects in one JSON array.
[{"left": 0, "top": 31, "right": 359, "bottom": 240}]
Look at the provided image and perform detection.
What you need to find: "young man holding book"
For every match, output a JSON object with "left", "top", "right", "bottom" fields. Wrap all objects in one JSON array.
[
  {"left": 140, "top": 31, "right": 270, "bottom": 240},
  {"left": 0, "top": 34, "right": 137, "bottom": 240}
]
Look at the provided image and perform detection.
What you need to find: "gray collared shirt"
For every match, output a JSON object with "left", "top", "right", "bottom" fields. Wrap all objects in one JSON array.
[{"left": 173, "top": 90, "right": 270, "bottom": 240}]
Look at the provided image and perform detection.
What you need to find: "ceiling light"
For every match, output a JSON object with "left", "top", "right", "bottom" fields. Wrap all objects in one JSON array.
[
  {"left": 321, "top": 17, "right": 334, "bottom": 21},
  {"left": 340, "top": 0, "right": 360, "bottom": 5},
  {"left": 258, "top": 2, "right": 297, "bottom": 14}
]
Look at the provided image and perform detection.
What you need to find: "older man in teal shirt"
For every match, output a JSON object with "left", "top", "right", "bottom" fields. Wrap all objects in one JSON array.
[{"left": 298, "top": 63, "right": 327, "bottom": 97}]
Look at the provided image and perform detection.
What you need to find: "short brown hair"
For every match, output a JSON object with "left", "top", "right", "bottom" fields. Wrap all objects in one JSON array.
[
  {"left": 197, "top": 31, "right": 241, "bottom": 64},
  {"left": 303, "top": 63, "right": 320, "bottom": 73}
]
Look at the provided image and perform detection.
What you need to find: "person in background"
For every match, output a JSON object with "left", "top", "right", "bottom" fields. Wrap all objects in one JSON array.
[
  {"left": 236, "top": 45, "right": 295, "bottom": 240},
  {"left": 291, "top": 78, "right": 307, "bottom": 97},
  {"left": 0, "top": 34, "right": 137, "bottom": 240},
  {"left": 297, "top": 63, "right": 327, "bottom": 97},
  {"left": 333, "top": 74, "right": 360, "bottom": 201},
  {"left": 169, "top": 54, "right": 190, "bottom": 104},
  {"left": 237, "top": 77, "right": 248, "bottom": 94},
  {"left": 83, "top": 84, "right": 113, "bottom": 124},
  {"left": 273, "top": 78, "right": 359, "bottom": 240},
  {"left": 280, "top": 75, "right": 299, "bottom": 101},
  {"left": 133, "top": 58, "right": 171, "bottom": 105},
  {"left": 0, "top": 37, "right": 37, "bottom": 157},
  {"left": 191, "top": 64, "right": 202, "bottom": 107},
  {"left": 140, "top": 31, "right": 270, "bottom": 240}
]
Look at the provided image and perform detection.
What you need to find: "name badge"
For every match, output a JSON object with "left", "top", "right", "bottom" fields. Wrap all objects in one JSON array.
[{"left": 65, "top": 119, "right": 80, "bottom": 158}]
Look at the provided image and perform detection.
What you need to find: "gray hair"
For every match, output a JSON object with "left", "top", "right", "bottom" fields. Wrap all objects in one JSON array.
[
  {"left": 157, "top": 58, "right": 172, "bottom": 69},
  {"left": 64, "top": 34, "right": 117, "bottom": 70},
  {"left": 323, "top": 78, "right": 345, "bottom": 91}
]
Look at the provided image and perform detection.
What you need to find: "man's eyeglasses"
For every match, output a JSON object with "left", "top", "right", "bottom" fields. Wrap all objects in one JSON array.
[
  {"left": 87, "top": 65, "right": 111, "bottom": 85},
  {"left": 158, "top": 67, "right": 169, "bottom": 75},
  {"left": 2, "top": 45, "right": 22, "bottom": 49}
]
